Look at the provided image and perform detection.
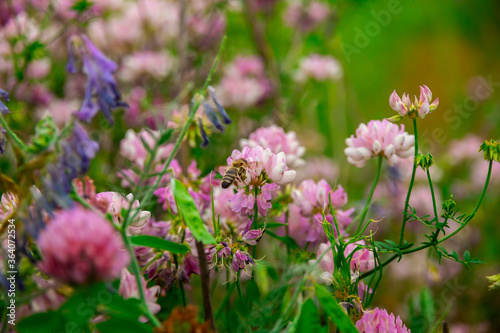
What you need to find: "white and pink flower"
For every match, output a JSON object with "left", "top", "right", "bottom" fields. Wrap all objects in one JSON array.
[{"left": 345, "top": 119, "right": 415, "bottom": 167}]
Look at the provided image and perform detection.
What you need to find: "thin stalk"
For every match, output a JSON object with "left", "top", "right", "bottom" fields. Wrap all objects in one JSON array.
[
  {"left": 196, "top": 241, "right": 216, "bottom": 332},
  {"left": 121, "top": 228, "right": 161, "bottom": 326},
  {"left": 427, "top": 169, "right": 440, "bottom": 244},
  {"left": 173, "top": 254, "right": 187, "bottom": 307},
  {"left": 399, "top": 118, "right": 418, "bottom": 246},
  {"left": 236, "top": 273, "right": 243, "bottom": 301},
  {"left": 361, "top": 160, "right": 493, "bottom": 279},
  {"left": 356, "top": 155, "right": 383, "bottom": 234},
  {"left": 215, "top": 282, "right": 235, "bottom": 319},
  {"left": 0, "top": 115, "right": 27, "bottom": 153}
]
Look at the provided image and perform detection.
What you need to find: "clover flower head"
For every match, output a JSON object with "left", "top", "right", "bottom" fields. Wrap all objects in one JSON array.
[
  {"left": 389, "top": 85, "right": 439, "bottom": 119},
  {"left": 356, "top": 307, "right": 410, "bottom": 333},
  {"left": 345, "top": 119, "right": 414, "bottom": 167},
  {"left": 38, "top": 207, "right": 129, "bottom": 285},
  {"left": 240, "top": 125, "right": 306, "bottom": 169}
]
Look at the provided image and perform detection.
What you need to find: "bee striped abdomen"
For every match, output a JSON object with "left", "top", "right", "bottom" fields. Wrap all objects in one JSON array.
[{"left": 221, "top": 168, "right": 238, "bottom": 189}]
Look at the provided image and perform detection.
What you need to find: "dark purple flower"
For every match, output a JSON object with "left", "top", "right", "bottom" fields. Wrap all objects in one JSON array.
[
  {"left": 198, "top": 118, "right": 209, "bottom": 147},
  {"left": 67, "top": 35, "right": 128, "bottom": 125},
  {"left": 208, "top": 86, "right": 231, "bottom": 125},
  {"left": 0, "top": 88, "right": 10, "bottom": 115},
  {"left": 203, "top": 100, "right": 224, "bottom": 131}
]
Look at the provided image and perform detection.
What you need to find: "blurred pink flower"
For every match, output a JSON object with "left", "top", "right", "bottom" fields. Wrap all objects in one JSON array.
[
  {"left": 118, "top": 268, "right": 160, "bottom": 321},
  {"left": 295, "top": 54, "right": 343, "bottom": 82},
  {"left": 356, "top": 307, "right": 410, "bottom": 333},
  {"left": 120, "top": 51, "right": 174, "bottom": 83},
  {"left": 345, "top": 119, "right": 414, "bottom": 167},
  {"left": 240, "top": 125, "right": 306, "bottom": 169},
  {"left": 215, "top": 56, "right": 272, "bottom": 109},
  {"left": 26, "top": 58, "right": 51, "bottom": 80},
  {"left": 36, "top": 99, "right": 79, "bottom": 127},
  {"left": 38, "top": 207, "right": 129, "bottom": 285},
  {"left": 294, "top": 157, "right": 339, "bottom": 183},
  {"left": 390, "top": 85, "right": 439, "bottom": 119},
  {"left": 283, "top": 1, "right": 330, "bottom": 32},
  {"left": 189, "top": 13, "right": 226, "bottom": 50}
]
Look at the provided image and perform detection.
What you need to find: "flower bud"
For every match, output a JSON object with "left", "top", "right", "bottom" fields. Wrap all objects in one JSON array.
[{"left": 479, "top": 139, "right": 500, "bottom": 162}]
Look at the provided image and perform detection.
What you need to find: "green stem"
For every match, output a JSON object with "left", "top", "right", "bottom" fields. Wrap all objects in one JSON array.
[
  {"left": 0, "top": 115, "right": 27, "bottom": 153},
  {"left": 427, "top": 169, "right": 440, "bottom": 244},
  {"left": 356, "top": 155, "right": 383, "bottom": 234},
  {"left": 399, "top": 118, "right": 418, "bottom": 246},
  {"left": 215, "top": 282, "right": 235, "bottom": 319},
  {"left": 121, "top": 228, "right": 161, "bottom": 327},
  {"left": 236, "top": 273, "right": 243, "bottom": 300},
  {"left": 172, "top": 254, "right": 187, "bottom": 307},
  {"left": 361, "top": 160, "right": 493, "bottom": 279}
]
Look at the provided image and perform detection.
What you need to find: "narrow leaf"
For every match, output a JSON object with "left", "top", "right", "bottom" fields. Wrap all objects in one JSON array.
[
  {"left": 130, "top": 235, "right": 189, "bottom": 254},
  {"left": 170, "top": 179, "right": 215, "bottom": 244}
]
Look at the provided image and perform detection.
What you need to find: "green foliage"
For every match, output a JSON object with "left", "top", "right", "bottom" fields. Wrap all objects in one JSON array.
[
  {"left": 27, "top": 116, "right": 58, "bottom": 154},
  {"left": 130, "top": 235, "right": 189, "bottom": 254},
  {"left": 170, "top": 178, "right": 215, "bottom": 244},
  {"left": 296, "top": 299, "right": 323, "bottom": 333}
]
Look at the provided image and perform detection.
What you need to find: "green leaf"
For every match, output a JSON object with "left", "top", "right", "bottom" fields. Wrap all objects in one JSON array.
[
  {"left": 18, "top": 312, "right": 63, "bottom": 333},
  {"left": 101, "top": 295, "right": 143, "bottom": 320},
  {"left": 170, "top": 179, "right": 215, "bottom": 244},
  {"left": 96, "top": 317, "right": 153, "bottom": 333},
  {"left": 297, "top": 299, "right": 322, "bottom": 332},
  {"left": 130, "top": 235, "right": 189, "bottom": 254},
  {"left": 314, "top": 284, "right": 359, "bottom": 333},
  {"left": 464, "top": 250, "right": 471, "bottom": 261},
  {"left": 157, "top": 128, "right": 174, "bottom": 145},
  {"left": 266, "top": 230, "right": 299, "bottom": 249},
  {"left": 420, "top": 288, "right": 435, "bottom": 327}
]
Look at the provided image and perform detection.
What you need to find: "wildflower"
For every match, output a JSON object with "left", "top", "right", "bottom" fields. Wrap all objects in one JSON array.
[
  {"left": 67, "top": 34, "right": 128, "bottom": 124},
  {"left": 118, "top": 268, "right": 160, "bottom": 321},
  {"left": 37, "top": 207, "right": 129, "bottom": 285},
  {"left": 389, "top": 85, "right": 439, "bottom": 119},
  {"left": 486, "top": 274, "right": 500, "bottom": 290},
  {"left": 240, "top": 125, "right": 306, "bottom": 169},
  {"left": 95, "top": 192, "right": 151, "bottom": 234},
  {"left": 355, "top": 307, "right": 410, "bottom": 333},
  {"left": 283, "top": 1, "right": 330, "bottom": 32},
  {"left": 295, "top": 54, "right": 343, "bottom": 82},
  {"left": 286, "top": 179, "right": 354, "bottom": 249},
  {"left": 60, "top": 122, "right": 99, "bottom": 179},
  {"left": 215, "top": 56, "right": 272, "bottom": 110},
  {"left": 345, "top": 119, "right": 415, "bottom": 167},
  {"left": 222, "top": 146, "right": 296, "bottom": 217},
  {"left": 0, "top": 88, "right": 9, "bottom": 115}
]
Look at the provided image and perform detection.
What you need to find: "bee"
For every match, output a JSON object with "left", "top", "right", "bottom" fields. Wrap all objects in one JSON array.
[{"left": 221, "top": 158, "right": 249, "bottom": 189}]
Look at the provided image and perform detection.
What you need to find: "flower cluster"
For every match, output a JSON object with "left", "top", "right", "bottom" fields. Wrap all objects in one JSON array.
[
  {"left": 67, "top": 34, "right": 128, "bottom": 124},
  {"left": 240, "top": 125, "right": 306, "bottom": 169},
  {"left": 118, "top": 268, "right": 161, "bottom": 321},
  {"left": 286, "top": 180, "right": 354, "bottom": 249},
  {"left": 345, "top": 119, "right": 414, "bottom": 167},
  {"left": 0, "top": 88, "right": 9, "bottom": 115},
  {"left": 37, "top": 207, "right": 129, "bottom": 285},
  {"left": 355, "top": 308, "right": 410, "bottom": 333},
  {"left": 389, "top": 85, "right": 439, "bottom": 120}
]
